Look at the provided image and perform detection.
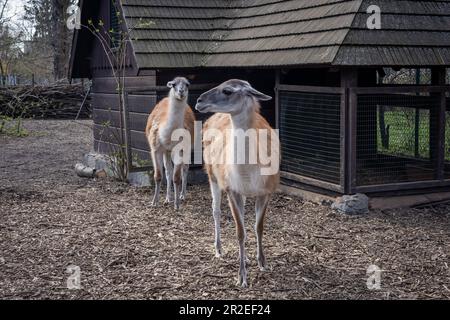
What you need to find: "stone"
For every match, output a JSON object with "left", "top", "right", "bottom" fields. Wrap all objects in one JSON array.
[
  {"left": 74, "top": 163, "right": 95, "bottom": 178},
  {"left": 332, "top": 193, "right": 369, "bottom": 215},
  {"left": 83, "top": 152, "right": 119, "bottom": 179},
  {"left": 83, "top": 152, "right": 110, "bottom": 171},
  {"left": 95, "top": 169, "right": 107, "bottom": 178}
]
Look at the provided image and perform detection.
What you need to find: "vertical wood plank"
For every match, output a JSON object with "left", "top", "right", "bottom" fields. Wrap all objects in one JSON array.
[
  {"left": 437, "top": 91, "right": 446, "bottom": 180},
  {"left": 275, "top": 69, "right": 280, "bottom": 130},
  {"left": 431, "top": 67, "right": 446, "bottom": 180},
  {"left": 340, "top": 86, "right": 347, "bottom": 193},
  {"left": 341, "top": 68, "right": 358, "bottom": 194}
]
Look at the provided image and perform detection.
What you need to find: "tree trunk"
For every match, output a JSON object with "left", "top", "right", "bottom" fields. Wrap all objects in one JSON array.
[{"left": 51, "top": 0, "right": 71, "bottom": 81}]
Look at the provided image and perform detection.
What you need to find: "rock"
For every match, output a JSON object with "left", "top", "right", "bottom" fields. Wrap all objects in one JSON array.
[
  {"left": 95, "top": 169, "right": 107, "bottom": 178},
  {"left": 332, "top": 193, "right": 369, "bottom": 215},
  {"left": 83, "top": 152, "right": 110, "bottom": 171},
  {"left": 74, "top": 163, "right": 95, "bottom": 178},
  {"left": 83, "top": 152, "right": 119, "bottom": 179}
]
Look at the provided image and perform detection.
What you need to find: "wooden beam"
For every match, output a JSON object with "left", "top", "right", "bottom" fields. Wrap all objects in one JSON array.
[
  {"left": 354, "top": 179, "right": 450, "bottom": 194},
  {"left": 92, "top": 76, "right": 156, "bottom": 93},
  {"left": 348, "top": 87, "right": 358, "bottom": 192},
  {"left": 341, "top": 68, "right": 358, "bottom": 194},
  {"left": 277, "top": 84, "right": 342, "bottom": 94},
  {"left": 275, "top": 69, "right": 280, "bottom": 129},
  {"left": 353, "top": 85, "right": 450, "bottom": 94},
  {"left": 437, "top": 90, "right": 446, "bottom": 180},
  {"left": 431, "top": 67, "right": 446, "bottom": 180},
  {"left": 340, "top": 86, "right": 347, "bottom": 193},
  {"left": 280, "top": 171, "right": 343, "bottom": 193},
  {"left": 91, "top": 93, "right": 157, "bottom": 113}
]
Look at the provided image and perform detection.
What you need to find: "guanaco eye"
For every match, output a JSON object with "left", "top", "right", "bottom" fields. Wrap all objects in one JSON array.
[{"left": 223, "top": 88, "right": 233, "bottom": 96}]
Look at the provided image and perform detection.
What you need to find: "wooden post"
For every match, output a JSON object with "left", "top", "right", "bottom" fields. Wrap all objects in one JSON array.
[
  {"left": 430, "top": 67, "right": 446, "bottom": 180},
  {"left": 414, "top": 69, "right": 421, "bottom": 158},
  {"left": 341, "top": 68, "right": 358, "bottom": 194},
  {"left": 275, "top": 69, "right": 280, "bottom": 129},
  {"left": 340, "top": 85, "right": 347, "bottom": 192}
]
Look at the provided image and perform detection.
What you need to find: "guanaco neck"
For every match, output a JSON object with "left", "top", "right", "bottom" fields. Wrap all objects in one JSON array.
[
  {"left": 166, "top": 91, "right": 187, "bottom": 130},
  {"left": 229, "top": 99, "right": 258, "bottom": 131},
  {"left": 228, "top": 99, "right": 258, "bottom": 167}
]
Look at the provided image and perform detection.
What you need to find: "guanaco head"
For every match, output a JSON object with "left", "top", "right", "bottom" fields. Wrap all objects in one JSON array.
[
  {"left": 195, "top": 79, "right": 272, "bottom": 115},
  {"left": 167, "top": 77, "right": 190, "bottom": 101}
]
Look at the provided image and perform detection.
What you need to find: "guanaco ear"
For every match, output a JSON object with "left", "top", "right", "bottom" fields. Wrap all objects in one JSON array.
[
  {"left": 245, "top": 86, "right": 272, "bottom": 101},
  {"left": 167, "top": 81, "right": 175, "bottom": 88}
]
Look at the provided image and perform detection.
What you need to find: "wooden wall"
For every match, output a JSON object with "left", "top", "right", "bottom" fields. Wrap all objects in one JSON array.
[{"left": 91, "top": 74, "right": 156, "bottom": 161}]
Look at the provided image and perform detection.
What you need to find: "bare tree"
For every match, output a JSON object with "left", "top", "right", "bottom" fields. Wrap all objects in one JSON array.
[
  {"left": 0, "top": 0, "right": 23, "bottom": 85},
  {"left": 0, "top": 0, "right": 9, "bottom": 24},
  {"left": 24, "top": 0, "right": 74, "bottom": 82},
  {"left": 51, "top": 0, "right": 71, "bottom": 80}
]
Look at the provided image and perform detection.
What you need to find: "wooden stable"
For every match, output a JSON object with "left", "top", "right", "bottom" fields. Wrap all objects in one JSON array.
[{"left": 70, "top": 0, "right": 450, "bottom": 196}]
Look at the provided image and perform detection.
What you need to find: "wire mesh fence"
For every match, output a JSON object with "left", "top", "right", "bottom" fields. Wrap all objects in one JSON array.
[
  {"left": 279, "top": 91, "right": 341, "bottom": 184},
  {"left": 277, "top": 86, "right": 450, "bottom": 192},
  {"left": 356, "top": 93, "right": 440, "bottom": 185}
]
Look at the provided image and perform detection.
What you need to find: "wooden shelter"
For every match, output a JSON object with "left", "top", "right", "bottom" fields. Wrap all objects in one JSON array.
[{"left": 70, "top": 0, "right": 450, "bottom": 195}]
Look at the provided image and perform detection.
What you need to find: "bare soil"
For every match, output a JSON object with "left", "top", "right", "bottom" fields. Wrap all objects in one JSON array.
[{"left": 0, "top": 120, "right": 449, "bottom": 299}]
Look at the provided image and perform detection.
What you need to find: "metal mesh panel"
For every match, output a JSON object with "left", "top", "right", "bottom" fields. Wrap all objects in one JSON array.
[
  {"left": 279, "top": 91, "right": 341, "bottom": 184},
  {"left": 445, "top": 99, "right": 450, "bottom": 179},
  {"left": 356, "top": 94, "right": 440, "bottom": 185}
]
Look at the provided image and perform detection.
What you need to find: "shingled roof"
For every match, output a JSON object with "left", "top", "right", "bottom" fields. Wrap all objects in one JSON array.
[{"left": 71, "top": 0, "right": 450, "bottom": 73}]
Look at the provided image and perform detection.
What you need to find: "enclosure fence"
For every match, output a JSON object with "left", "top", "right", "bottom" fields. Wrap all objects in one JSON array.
[
  {"left": 356, "top": 93, "right": 439, "bottom": 186},
  {"left": 277, "top": 84, "right": 450, "bottom": 194},
  {"left": 277, "top": 85, "right": 344, "bottom": 193},
  {"left": 279, "top": 88, "right": 341, "bottom": 186}
]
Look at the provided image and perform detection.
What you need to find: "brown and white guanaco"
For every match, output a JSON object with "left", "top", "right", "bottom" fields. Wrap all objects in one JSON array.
[
  {"left": 146, "top": 77, "right": 195, "bottom": 210},
  {"left": 196, "top": 79, "right": 280, "bottom": 287}
]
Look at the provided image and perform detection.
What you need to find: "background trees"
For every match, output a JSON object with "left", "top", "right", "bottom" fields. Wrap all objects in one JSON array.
[
  {"left": 24, "top": 0, "right": 73, "bottom": 82},
  {"left": 0, "top": 0, "right": 74, "bottom": 84}
]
